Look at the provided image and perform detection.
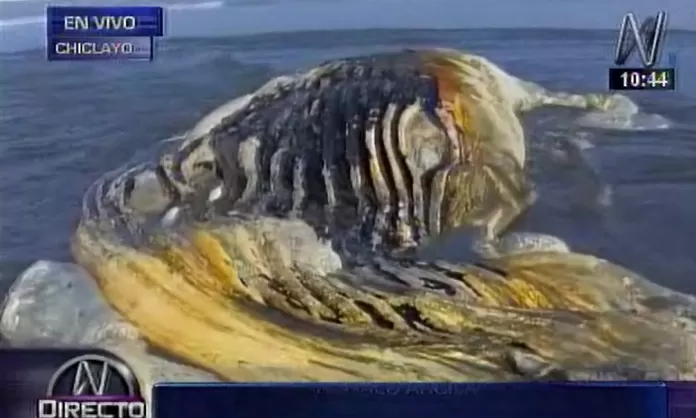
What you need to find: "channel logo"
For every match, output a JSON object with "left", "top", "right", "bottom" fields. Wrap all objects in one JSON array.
[{"left": 37, "top": 353, "right": 146, "bottom": 418}]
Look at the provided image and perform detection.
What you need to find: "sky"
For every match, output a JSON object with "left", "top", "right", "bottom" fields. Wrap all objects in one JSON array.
[{"left": 0, "top": 0, "right": 694, "bottom": 52}]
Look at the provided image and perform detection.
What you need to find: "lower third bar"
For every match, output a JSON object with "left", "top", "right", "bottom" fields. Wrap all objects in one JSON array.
[
  {"left": 47, "top": 36, "right": 153, "bottom": 61},
  {"left": 152, "top": 382, "right": 668, "bottom": 418}
]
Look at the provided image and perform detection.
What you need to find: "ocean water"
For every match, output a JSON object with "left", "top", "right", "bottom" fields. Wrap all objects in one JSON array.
[
  {"left": 1, "top": 28, "right": 696, "bottom": 301},
  {"left": 3, "top": 0, "right": 695, "bottom": 53}
]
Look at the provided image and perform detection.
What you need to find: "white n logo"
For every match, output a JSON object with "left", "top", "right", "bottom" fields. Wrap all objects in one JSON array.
[
  {"left": 614, "top": 11, "right": 668, "bottom": 67},
  {"left": 71, "top": 360, "right": 111, "bottom": 395}
]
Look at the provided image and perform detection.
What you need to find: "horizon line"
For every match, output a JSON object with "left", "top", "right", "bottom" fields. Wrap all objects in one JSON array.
[{"left": 2, "top": 25, "right": 695, "bottom": 55}]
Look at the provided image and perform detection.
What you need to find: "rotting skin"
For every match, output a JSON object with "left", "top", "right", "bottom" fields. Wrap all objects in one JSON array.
[{"left": 72, "top": 48, "right": 696, "bottom": 382}]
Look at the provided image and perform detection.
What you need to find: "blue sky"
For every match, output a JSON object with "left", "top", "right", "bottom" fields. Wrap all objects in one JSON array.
[{"left": 0, "top": 0, "right": 693, "bottom": 52}]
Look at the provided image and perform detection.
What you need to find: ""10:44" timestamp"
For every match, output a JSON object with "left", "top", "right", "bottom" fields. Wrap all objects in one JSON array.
[{"left": 608, "top": 68, "right": 676, "bottom": 91}]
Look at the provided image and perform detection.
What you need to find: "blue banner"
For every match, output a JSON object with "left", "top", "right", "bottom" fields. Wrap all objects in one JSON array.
[
  {"left": 152, "top": 382, "right": 670, "bottom": 418},
  {"left": 668, "top": 383, "right": 696, "bottom": 418},
  {"left": 47, "top": 7, "right": 163, "bottom": 37},
  {"left": 47, "top": 36, "right": 153, "bottom": 61}
]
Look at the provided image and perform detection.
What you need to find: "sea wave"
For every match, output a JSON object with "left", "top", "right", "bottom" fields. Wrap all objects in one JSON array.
[
  {"left": 0, "top": 15, "right": 43, "bottom": 27},
  {"left": 168, "top": 0, "right": 224, "bottom": 10},
  {"left": 575, "top": 111, "right": 673, "bottom": 131}
]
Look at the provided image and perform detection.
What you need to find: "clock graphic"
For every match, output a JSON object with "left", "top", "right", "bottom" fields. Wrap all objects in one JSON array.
[{"left": 609, "top": 68, "right": 675, "bottom": 90}]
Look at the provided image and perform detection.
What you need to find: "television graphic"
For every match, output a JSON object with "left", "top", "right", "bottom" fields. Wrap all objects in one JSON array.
[{"left": 45, "top": 7, "right": 164, "bottom": 61}]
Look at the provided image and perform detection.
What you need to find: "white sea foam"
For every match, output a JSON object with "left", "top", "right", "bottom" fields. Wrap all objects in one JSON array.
[
  {"left": 480, "top": 232, "right": 571, "bottom": 257},
  {"left": 0, "top": 15, "right": 43, "bottom": 27},
  {"left": 572, "top": 91, "right": 672, "bottom": 130},
  {"left": 575, "top": 110, "right": 672, "bottom": 131},
  {"left": 167, "top": 1, "right": 224, "bottom": 10}
]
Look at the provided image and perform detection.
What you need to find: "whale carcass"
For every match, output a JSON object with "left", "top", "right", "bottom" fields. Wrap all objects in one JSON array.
[{"left": 70, "top": 48, "right": 696, "bottom": 382}]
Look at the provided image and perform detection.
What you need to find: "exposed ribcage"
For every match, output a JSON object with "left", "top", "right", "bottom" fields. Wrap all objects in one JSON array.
[
  {"left": 83, "top": 50, "right": 534, "bottom": 258},
  {"left": 162, "top": 54, "right": 447, "bottom": 248}
]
